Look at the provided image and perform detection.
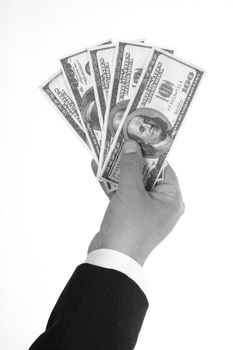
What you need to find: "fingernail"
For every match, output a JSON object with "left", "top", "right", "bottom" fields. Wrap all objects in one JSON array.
[{"left": 123, "top": 140, "right": 139, "bottom": 154}]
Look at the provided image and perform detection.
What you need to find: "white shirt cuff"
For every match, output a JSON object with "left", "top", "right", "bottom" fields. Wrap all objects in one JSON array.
[{"left": 85, "top": 248, "right": 148, "bottom": 297}]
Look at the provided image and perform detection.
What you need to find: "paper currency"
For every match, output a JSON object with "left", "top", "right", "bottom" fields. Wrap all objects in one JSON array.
[
  {"left": 101, "top": 48, "right": 204, "bottom": 191},
  {"left": 97, "top": 41, "right": 153, "bottom": 177},
  {"left": 41, "top": 70, "right": 90, "bottom": 152},
  {"left": 88, "top": 40, "right": 147, "bottom": 128},
  {"left": 98, "top": 41, "right": 174, "bottom": 178},
  {"left": 41, "top": 70, "right": 117, "bottom": 194},
  {"left": 60, "top": 41, "right": 112, "bottom": 164},
  {"left": 88, "top": 43, "right": 116, "bottom": 128},
  {"left": 41, "top": 39, "right": 203, "bottom": 194}
]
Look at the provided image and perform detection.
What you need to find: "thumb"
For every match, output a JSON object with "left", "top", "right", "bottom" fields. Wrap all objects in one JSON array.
[{"left": 118, "top": 140, "right": 145, "bottom": 193}]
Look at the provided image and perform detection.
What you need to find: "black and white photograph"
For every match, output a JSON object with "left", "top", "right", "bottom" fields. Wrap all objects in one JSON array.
[{"left": 1, "top": 0, "right": 232, "bottom": 349}]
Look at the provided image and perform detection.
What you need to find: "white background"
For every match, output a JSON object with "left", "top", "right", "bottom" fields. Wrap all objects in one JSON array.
[{"left": 1, "top": 0, "right": 233, "bottom": 349}]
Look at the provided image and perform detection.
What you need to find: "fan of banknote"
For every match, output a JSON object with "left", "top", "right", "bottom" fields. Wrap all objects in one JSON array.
[{"left": 41, "top": 39, "right": 204, "bottom": 194}]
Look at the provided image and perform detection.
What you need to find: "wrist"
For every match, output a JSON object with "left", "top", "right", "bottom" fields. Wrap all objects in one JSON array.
[{"left": 88, "top": 232, "right": 147, "bottom": 266}]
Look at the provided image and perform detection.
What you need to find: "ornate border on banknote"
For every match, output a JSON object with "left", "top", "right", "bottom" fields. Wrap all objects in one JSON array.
[
  {"left": 97, "top": 41, "right": 155, "bottom": 179},
  {"left": 60, "top": 41, "right": 112, "bottom": 164},
  {"left": 41, "top": 71, "right": 117, "bottom": 194},
  {"left": 88, "top": 43, "right": 116, "bottom": 128},
  {"left": 101, "top": 48, "right": 204, "bottom": 191},
  {"left": 41, "top": 71, "right": 90, "bottom": 152}
]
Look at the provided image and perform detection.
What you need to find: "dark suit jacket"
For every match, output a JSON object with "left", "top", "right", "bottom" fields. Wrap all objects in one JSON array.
[{"left": 29, "top": 263, "right": 148, "bottom": 350}]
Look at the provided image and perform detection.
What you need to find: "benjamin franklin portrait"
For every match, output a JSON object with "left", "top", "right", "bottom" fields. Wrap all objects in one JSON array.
[{"left": 108, "top": 102, "right": 173, "bottom": 158}]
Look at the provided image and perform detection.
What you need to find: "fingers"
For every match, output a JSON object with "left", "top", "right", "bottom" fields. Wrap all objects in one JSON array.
[
  {"left": 118, "top": 140, "right": 145, "bottom": 193},
  {"left": 91, "top": 159, "right": 98, "bottom": 176},
  {"left": 149, "top": 162, "right": 185, "bottom": 214},
  {"left": 162, "top": 163, "right": 180, "bottom": 187}
]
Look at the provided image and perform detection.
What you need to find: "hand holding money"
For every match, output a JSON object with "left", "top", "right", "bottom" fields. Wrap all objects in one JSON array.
[
  {"left": 41, "top": 39, "right": 204, "bottom": 193},
  {"left": 88, "top": 140, "right": 185, "bottom": 266}
]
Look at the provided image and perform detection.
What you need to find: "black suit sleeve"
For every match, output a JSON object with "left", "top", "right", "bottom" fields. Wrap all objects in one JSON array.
[{"left": 29, "top": 263, "right": 149, "bottom": 350}]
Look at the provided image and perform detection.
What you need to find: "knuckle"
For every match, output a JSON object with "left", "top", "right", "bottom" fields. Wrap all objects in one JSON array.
[
  {"left": 171, "top": 194, "right": 185, "bottom": 216},
  {"left": 180, "top": 200, "right": 185, "bottom": 215},
  {"left": 178, "top": 197, "right": 185, "bottom": 215},
  {"left": 173, "top": 189, "right": 185, "bottom": 216}
]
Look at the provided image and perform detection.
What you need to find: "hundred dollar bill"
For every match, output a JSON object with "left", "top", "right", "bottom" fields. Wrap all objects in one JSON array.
[
  {"left": 88, "top": 40, "right": 147, "bottom": 129},
  {"left": 60, "top": 41, "right": 112, "bottom": 164},
  {"left": 41, "top": 70, "right": 89, "bottom": 152},
  {"left": 88, "top": 43, "right": 116, "bottom": 128},
  {"left": 41, "top": 70, "right": 117, "bottom": 194},
  {"left": 99, "top": 41, "right": 174, "bottom": 178},
  {"left": 101, "top": 48, "right": 204, "bottom": 191}
]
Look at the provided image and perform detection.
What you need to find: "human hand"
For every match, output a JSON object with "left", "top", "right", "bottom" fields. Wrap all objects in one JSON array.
[{"left": 88, "top": 140, "right": 185, "bottom": 266}]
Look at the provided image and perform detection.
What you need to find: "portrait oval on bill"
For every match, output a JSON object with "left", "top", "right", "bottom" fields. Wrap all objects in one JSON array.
[
  {"left": 80, "top": 88, "right": 101, "bottom": 131},
  {"left": 123, "top": 108, "right": 173, "bottom": 158},
  {"left": 108, "top": 100, "right": 130, "bottom": 137}
]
